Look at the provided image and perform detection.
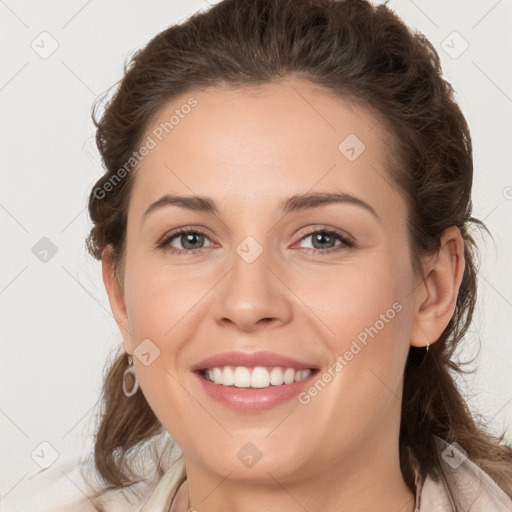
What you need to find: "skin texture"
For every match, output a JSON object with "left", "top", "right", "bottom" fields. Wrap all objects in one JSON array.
[{"left": 102, "top": 77, "right": 465, "bottom": 512}]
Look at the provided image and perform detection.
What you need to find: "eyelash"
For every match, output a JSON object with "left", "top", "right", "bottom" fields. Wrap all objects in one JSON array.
[{"left": 156, "top": 226, "right": 355, "bottom": 256}]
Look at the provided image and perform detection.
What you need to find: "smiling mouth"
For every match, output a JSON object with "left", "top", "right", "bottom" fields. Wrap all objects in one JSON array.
[{"left": 199, "top": 365, "right": 318, "bottom": 388}]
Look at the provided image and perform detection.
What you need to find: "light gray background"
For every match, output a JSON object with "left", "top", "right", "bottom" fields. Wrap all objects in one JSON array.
[{"left": 1, "top": 0, "right": 511, "bottom": 501}]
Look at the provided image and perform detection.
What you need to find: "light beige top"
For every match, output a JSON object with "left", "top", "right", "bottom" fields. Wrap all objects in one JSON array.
[{"left": 4, "top": 436, "right": 512, "bottom": 511}]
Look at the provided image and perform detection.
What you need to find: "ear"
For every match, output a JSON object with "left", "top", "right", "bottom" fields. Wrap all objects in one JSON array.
[
  {"left": 102, "top": 245, "right": 133, "bottom": 354},
  {"left": 410, "top": 226, "right": 465, "bottom": 349}
]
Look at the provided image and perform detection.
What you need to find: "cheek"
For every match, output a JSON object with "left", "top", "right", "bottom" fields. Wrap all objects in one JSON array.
[
  {"left": 123, "top": 254, "right": 212, "bottom": 341},
  {"left": 292, "top": 250, "right": 412, "bottom": 411},
  {"left": 121, "top": 258, "right": 215, "bottom": 425},
  {"left": 289, "top": 247, "right": 410, "bottom": 342}
]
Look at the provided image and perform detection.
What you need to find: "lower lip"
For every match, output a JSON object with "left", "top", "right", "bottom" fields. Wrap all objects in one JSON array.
[{"left": 193, "top": 370, "right": 318, "bottom": 412}]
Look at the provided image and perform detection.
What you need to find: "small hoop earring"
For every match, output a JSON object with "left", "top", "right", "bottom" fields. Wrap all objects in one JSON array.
[
  {"left": 122, "top": 354, "right": 139, "bottom": 398},
  {"left": 425, "top": 342, "right": 430, "bottom": 353}
]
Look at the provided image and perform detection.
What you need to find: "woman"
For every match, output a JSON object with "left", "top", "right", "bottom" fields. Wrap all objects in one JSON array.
[{"left": 8, "top": 0, "right": 512, "bottom": 511}]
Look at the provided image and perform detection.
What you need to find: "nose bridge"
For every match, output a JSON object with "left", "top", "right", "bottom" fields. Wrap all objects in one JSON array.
[
  {"left": 233, "top": 233, "right": 272, "bottom": 290},
  {"left": 230, "top": 233, "right": 275, "bottom": 306},
  {"left": 211, "top": 232, "right": 292, "bottom": 330}
]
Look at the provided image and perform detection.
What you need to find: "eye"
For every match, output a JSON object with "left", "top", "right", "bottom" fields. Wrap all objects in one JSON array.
[
  {"left": 296, "top": 228, "right": 354, "bottom": 254},
  {"left": 157, "top": 228, "right": 214, "bottom": 254},
  {"left": 157, "top": 226, "right": 354, "bottom": 255}
]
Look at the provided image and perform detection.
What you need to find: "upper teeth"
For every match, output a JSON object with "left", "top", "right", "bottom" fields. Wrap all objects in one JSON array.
[{"left": 203, "top": 366, "right": 313, "bottom": 388}]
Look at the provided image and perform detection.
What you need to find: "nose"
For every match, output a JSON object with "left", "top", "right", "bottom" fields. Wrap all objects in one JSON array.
[{"left": 211, "top": 240, "right": 293, "bottom": 332}]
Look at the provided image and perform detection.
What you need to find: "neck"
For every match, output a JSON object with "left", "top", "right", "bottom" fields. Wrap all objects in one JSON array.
[{"left": 170, "top": 434, "right": 415, "bottom": 512}]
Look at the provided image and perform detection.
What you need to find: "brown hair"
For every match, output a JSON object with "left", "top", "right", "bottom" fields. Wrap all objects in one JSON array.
[{"left": 84, "top": 0, "right": 512, "bottom": 508}]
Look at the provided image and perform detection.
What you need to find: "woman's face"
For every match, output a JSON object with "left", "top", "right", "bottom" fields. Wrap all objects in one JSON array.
[{"left": 106, "top": 77, "right": 425, "bottom": 486}]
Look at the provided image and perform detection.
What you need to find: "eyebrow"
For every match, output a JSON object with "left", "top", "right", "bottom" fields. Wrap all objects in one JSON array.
[{"left": 142, "top": 191, "right": 380, "bottom": 221}]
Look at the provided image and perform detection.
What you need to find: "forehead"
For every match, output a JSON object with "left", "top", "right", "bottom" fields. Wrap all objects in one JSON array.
[{"left": 128, "top": 77, "right": 406, "bottom": 226}]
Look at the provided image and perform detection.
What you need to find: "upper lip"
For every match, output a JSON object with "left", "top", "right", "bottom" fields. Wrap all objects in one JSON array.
[{"left": 190, "top": 350, "right": 319, "bottom": 372}]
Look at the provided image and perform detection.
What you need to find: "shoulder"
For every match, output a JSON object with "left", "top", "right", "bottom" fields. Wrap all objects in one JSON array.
[
  {"left": 418, "top": 436, "right": 512, "bottom": 512},
  {"left": 3, "top": 433, "right": 184, "bottom": 512},
  {"left": 1, "top": 457, "right": 157, "bottom": 512}
]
